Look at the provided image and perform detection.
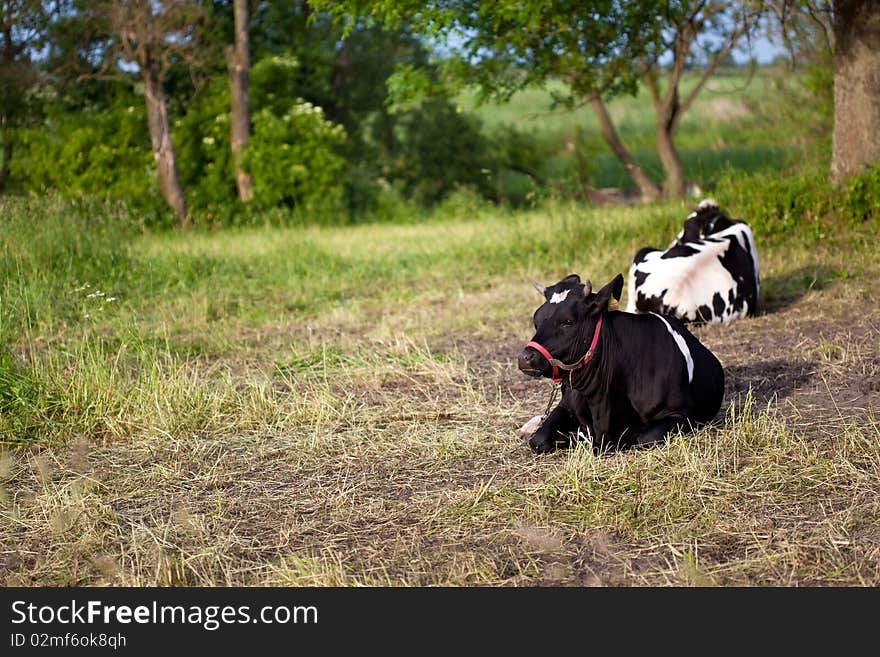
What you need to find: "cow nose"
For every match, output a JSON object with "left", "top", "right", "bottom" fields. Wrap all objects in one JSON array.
[{"left": 518, "top": 348, "right": 543, "bottom": 376}]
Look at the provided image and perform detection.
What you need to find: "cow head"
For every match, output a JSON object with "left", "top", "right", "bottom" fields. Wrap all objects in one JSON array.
[
  {"left": 518, "top": 273, "right": 624, "bottom": 379},
  {"left": 679, "top": 199, "right": 735, "bottom": 244}
]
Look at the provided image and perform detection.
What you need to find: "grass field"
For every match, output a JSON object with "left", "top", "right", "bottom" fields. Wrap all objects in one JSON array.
[
  {"left": 2, "top": 190, "right": 878, "bottom": 585},
  {"left": 460, "top": 68, "right": 808, "bottom": 192}
]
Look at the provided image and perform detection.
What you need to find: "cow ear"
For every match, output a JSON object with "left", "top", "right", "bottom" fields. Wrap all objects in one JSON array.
[
  {"left": 587, "top": 274, "right": 624, "bottom": 312},
  {"left": 609, "top": 273, "right": 624, "bottom": 301}
]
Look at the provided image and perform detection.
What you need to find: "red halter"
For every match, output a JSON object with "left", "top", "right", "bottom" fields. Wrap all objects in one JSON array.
[{"left": 526, "top": 315, "right": 604, "bottom": 384}]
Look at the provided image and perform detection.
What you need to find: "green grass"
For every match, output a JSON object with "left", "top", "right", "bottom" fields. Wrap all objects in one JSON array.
[
  {"left": 460, "top": 67, "right": 807, "bottom": 192},
  {"left": 1, "top": 191, "right": 879, "bottom": 586}
]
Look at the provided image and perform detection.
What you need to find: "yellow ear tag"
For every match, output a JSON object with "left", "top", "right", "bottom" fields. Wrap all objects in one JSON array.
[{"left": 608, "top": 298, "right": 620, "bottom": 310}]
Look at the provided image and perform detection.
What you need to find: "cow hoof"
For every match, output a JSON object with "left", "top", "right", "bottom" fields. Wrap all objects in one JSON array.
[{"left": 529, "top": 435, "right": 556, "bottom": 454}]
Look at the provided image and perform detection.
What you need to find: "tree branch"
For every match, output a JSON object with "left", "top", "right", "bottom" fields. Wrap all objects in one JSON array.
[
  {"left": 661, "top": 28, "right": 694, "bottom": 116},
  {"left": 805, "top": 1, "right": 834, "bottom": 52},
  {"left": 674, "top": 3, "right": 762, "bottom": 133},
  {"left": 588, "top": 93, "right": 661, "bottom": 200},
  {"left": 639, "top": 56, "right": 661, "bottom": 112}
]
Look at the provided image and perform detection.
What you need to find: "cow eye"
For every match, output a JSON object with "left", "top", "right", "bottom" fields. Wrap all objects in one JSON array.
[{"left": 558, "top": 319, "right": 574, "bottom": 327}]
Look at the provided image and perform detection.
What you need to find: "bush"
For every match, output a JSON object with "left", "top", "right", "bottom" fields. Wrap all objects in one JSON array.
[
  {"left": 715, "top": 162, "right": 880, "bottom": 243},
  {"left": 12, "top": 90, "right": 160, "bottom": 213},
  {"left": 175, "top": 79, "right": 238, "bottom": 218},
  {"left": 245, "top": 103, "right": 348, "bottom": 215},
  {"left": 843, "top": 162, "right": 880, "bottom": 223},
  {"left": 374, "top": 98, "right": 494, "bottom": 205},
  {"left": 176, "top": 62, "right": 349, "bottom": 222}
]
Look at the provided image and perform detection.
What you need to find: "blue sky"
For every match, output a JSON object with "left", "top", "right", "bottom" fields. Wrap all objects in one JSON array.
[{"left": 739, "top": 35, "right": 787, "bottom": 64}]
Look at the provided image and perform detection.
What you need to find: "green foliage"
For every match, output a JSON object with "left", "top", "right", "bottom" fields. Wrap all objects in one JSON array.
[
  {"left": 9, "top": 15, "right": 502, "bottom": 223},
  {"left": 11, "top": 88, "right": 158, "bottom": 210},
  {"left": 842, "top": 162, "right": 880, "bottom": 223},
  {"left": 386, "top": 63, "right": 451, "bottom": 113},
  {"left": 176, "top": 79, "right": 237, "bottom": 216},
  {"left": 1, "top": 3, "right": 844, "bottom": 225},
  {"left": 245, "top": 104, "right": 348, "bottom": 213},
  {"left": 312, "top": 0, "right": 666, "bottom": 101},
  {"left": 175, "top": 57, "right": 351, "bottom": 220},
  {"left": 249, "top": 54, "right": 305, "bottom": 116},
  {"left": 715, "top": 162, "right": 880, "bottom": 243},
  {"left": 383, "top": 98, "right": 491, "bottom": 203},
  {"left": 0, "top": 0, "right": 52, "bottom": 170},
  {"left": 313, "top": 1, "right": 772, "bottom": 197}
]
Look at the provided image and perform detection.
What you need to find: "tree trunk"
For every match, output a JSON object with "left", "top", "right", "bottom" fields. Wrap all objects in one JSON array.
[
  {"left": 831, "top": 0, "right": 880, "bottom": 185},
  {"left": 656, "top": 125, "right": 685, "bottom": 198},
  {"left": 329, "top": 39, "right": 351, "bottom": 120},
  {"left": 227, "top": 0, "right": 253, "bottom": 202},
  {"left": 656, "top": 87, "right": 685, "bottom": 199},
  {"left": 143, "top": 67, "right": 190, "bottom": 226},
  {"left": 0, "top": 112, "right": 11, "bottom": 192},
  {"left": 588, "top": 96, "right": 662, "bottom": 201},
  {"left": 652, "top": 80, "right": 686, "bottom": 199}
]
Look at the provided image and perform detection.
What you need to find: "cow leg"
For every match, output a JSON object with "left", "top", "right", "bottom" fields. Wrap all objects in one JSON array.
[
  {"left": 587, "top": 407, "right": 628, "bottom": 455},
  {"left": 529, "top": 404, "right": 579, "bottom": 454},
  {"left": 636, "top": 416, "right": 693, "bottom": 447}
]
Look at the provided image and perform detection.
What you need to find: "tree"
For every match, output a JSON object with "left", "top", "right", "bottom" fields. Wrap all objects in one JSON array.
[
  {"left": 310, "top": 0, "right": 764, "bottom": 200},
  {"left": 105, "top": 0, "right": 202, "bottom": 225},
  {"left": 767, "top": 0, "right": 834, "bottom": 142},
  {"left": 0, "top": 0, "right": 52, "bottom": 191},
  {"left": 830, "top": 0, "right": 880, "bottom": 184},
  {"left": 637, "top": 1, "right": 764, "bottom": 197},
  {"left": 226, "top": 0, "right": 253, "bottom": 201}
]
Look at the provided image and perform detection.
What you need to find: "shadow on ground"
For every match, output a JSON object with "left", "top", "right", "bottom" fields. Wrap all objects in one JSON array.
[
  {"left": 724, "top": 358, "right": 817, "bottom": 405},
  {"left": 760, "top": 266, "right": 846, "bottom": 314}
]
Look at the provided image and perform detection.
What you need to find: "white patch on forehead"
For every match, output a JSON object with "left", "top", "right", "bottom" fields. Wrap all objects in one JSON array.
[
  {"left": 652, "top": 313, "right": 694, "bottom": 383},
  {"left": 698, "top": 198, "right": 718, "bottom": 209},
  {"left": 549, "top": 290, "right": 570, "bottom": 304}
]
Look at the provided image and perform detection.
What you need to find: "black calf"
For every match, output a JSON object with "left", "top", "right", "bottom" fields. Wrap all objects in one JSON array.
[{"left": 518, "top": 273, "right": 724, "bottom": 454}]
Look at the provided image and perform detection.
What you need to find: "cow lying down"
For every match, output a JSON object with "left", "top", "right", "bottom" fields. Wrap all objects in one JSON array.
[
  {"left": 517, "top": 273, "right": 724, "bottom": 454},
  {"left": 626, "top": 199, "right": 759, "bottom": 323}
]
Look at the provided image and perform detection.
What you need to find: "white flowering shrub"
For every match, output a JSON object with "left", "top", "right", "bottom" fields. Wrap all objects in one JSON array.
[
  {"left": 245, "top": 103, "right": 347, "bottom": 213},
  {"left": 174, "top": 80, "right": 236, "bottom": 216}
]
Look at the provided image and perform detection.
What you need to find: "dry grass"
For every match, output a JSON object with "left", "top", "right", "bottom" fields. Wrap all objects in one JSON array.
[
  {"left": 2, "top": 292, "right": 878, "bottom": 586},
  {"left": 1, "top": 199, "right": 878, "bottom": 586}
]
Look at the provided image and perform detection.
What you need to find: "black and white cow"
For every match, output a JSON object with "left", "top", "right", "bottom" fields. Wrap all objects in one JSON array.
[
  {"left": 517, "top": 273, "right": 724, "bottom": 454},
  {"left": 626, "top": 199, "right": 760, "bottom": 323}
]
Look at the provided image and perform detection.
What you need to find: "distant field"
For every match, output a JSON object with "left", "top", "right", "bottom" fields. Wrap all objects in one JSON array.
[
  {"left": 2, "top": 196, "right": 878, "bottom": 585},
  {"left": 459, "top": 67, "right": 805, "bottom": 191}
]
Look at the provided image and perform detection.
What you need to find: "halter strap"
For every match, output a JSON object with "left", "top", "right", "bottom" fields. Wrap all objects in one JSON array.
[{"left": 526, "top": 315, "right": 604, "bottom": 384}]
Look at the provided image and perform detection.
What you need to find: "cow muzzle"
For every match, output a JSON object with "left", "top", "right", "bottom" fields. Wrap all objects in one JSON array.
[{"left": 517, "top": 347, "right": 546, "bottom": 378}]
